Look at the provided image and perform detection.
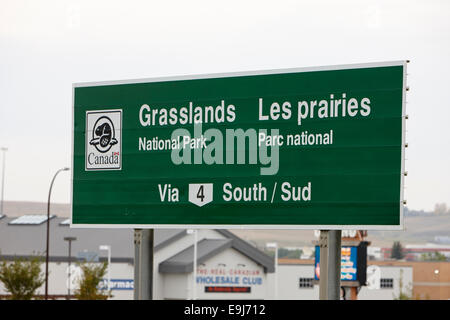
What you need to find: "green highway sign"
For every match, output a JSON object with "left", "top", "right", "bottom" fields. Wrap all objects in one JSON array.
[{"left": 71, "top": 61, "right": 407, "bottom": 229}]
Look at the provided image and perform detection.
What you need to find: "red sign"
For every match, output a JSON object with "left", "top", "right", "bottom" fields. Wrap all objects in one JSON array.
[{"left": 205, "top": 286, "right": 251, "bottom": 293}]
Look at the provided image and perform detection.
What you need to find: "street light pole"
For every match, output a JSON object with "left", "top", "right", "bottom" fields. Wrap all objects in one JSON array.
[
  {"left": 0, "top": 147, "right": 7, "bottom": 216},
  {"left": 64, "top": 236, "right": 77, "bottom": 299},
  {"left": 45, "top": 167, "right": 70, "bottom": 300},
  {"left": 99, "top": 245, "right": 111, "bottom": 293}
]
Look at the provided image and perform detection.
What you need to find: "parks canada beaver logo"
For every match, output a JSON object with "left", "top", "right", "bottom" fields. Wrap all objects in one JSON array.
[
  {"left": 85, "top": 110, "right": 122, "bottom": 170},
  {"left": 89, "top": 116, "right": 118, "bottom": 153}
]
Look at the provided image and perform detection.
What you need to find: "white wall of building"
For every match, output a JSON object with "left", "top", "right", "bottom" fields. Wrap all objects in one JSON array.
[
  {"left": 277, "top": 264, "right": 319, "bottom": 300},
  {"left": 153, "top": 229, "right": 227, "bottom": 300},
  {"left": 161, "top": 246, "right": 271, "bottom": 300},
  {"left": 358, "top": 266, "right": 413, "bottom": 300},
  {"left": 194, "top": 247, "right": 269, "bottom": 300},
  {"left": 277, "top": 263, "right": 413, "bottom": 300},
  {"left": 163, "top": 273, "right": 190, "bottom": 300}
]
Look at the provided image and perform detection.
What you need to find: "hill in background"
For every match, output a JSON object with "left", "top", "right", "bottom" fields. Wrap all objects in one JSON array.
[
  {"left": 2, "top": 201, "right": 449, "bottom": 248},
  {"left": 2, "top": 200, "right": 70, "bottom": 218}
]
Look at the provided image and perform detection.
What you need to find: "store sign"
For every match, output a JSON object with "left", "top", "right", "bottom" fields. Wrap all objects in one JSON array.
[
  {"left": 196, "top": 267, "right": 263, "bottom": 288},
  {"left": 314, "top": 242, "right": 368, "bottom": 285},
  {"left": 205, "top": 286, "right": 251, "bottom": 293},
  {"left": 72, "top": 61, "right": 406, "bottom": 229},
  {"left": 98, "top": 279, "right": 134, "bottom": 290}
]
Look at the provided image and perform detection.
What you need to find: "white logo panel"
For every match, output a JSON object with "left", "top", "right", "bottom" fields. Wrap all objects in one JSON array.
[{"left": 85, "top": 109, "right": 122, "bottom": 170}]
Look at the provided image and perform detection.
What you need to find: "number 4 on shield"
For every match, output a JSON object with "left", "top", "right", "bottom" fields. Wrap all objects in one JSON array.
[{"left": 189, "top": 183, "right": 213, "bottom": 207}]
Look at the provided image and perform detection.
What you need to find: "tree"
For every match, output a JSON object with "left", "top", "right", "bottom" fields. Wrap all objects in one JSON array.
[
  {"left": 277, "top": 248, "right": 303, "bottom": 259},
  {"left": 434, "top": 203, "right": 448, "bottom": 215},
  {"left": 420, "top": 251, "right": 447, "bottom": 261},
  {"left": 0, "top": 255, "right": 44, "bottom": 300},
  {"left": 391, "top": 241, "right": 405, "bottom": 260},
  {"left": 74, "top": 261, "right": 111, "bottom": 300}
]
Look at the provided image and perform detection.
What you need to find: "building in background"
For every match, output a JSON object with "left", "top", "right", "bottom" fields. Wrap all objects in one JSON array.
[
  {"left": 276, "top": 259, "right": 413, "bottom": 300},
  {"left": 276, "top": 258, "right": 450, "bottom": 300},
  {"left": 1, "top": 214, "right": 449, "bottom": 300},
  {"left": 0, "top": 215, "right": 275, "bottom": 300},
  {"left": 381, "top": 244, "right": 450, "bottom": 261}
]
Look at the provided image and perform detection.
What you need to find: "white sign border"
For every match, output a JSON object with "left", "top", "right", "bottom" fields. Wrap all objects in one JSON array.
[{"left": 71, "top": 60, "right": 407, "bottom": 231}]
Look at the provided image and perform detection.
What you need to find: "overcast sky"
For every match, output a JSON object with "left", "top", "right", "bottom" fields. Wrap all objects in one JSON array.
[{"left": 1, "top": 0, "right": 449, "bottom": 211}]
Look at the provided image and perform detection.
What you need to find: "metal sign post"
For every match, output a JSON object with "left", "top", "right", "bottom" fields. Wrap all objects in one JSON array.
[
  {"left": 134, "top": 229, "right": 154, "bottom": 300},
  {"left": 319, "top": 230, "right": 342, "bottom": 300},
  {"left": 319, "top": 230, "right": 329, "bottom": 300}
]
